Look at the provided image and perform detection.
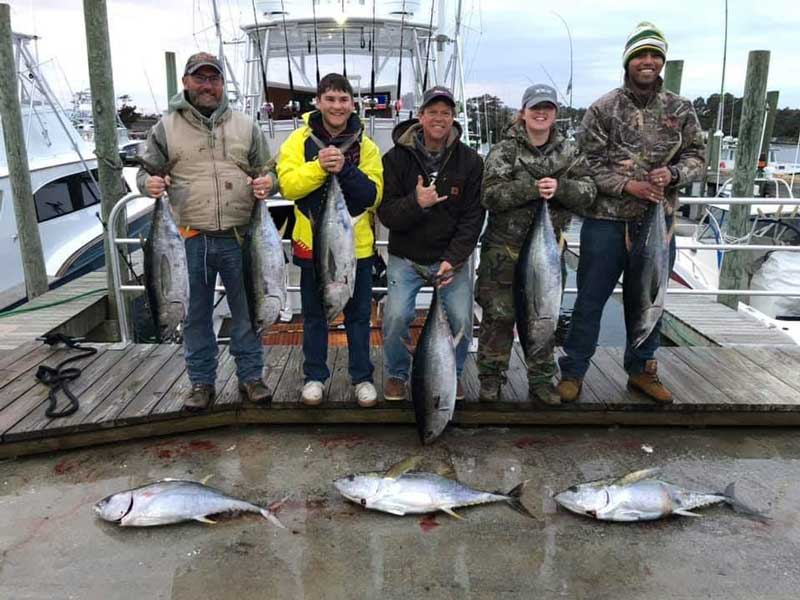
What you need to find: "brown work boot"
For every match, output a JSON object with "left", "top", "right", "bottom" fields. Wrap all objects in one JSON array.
[
  {"left": 456, "top": 380, "right": 465, "bottom": 401},
  {"left": 529, "top": 382, "right": 561, "bottom": 406},
  {"left": 627, "top": 360, "right": 673, "bottom": 403},
  {"left": 384, "top": 377, "right": 407, "bottom": 401},
  {"left": 478, "top": 377, "right": 502, "bottom": 402},
  {"left": 239, "top": 379, "right": 272, "bottom": 405},
  {"left": 184, "top": 383, "right": 215, "bottom": 412},
  {"left": 556, "top": 378, "right": 583, "bottom": 403}
]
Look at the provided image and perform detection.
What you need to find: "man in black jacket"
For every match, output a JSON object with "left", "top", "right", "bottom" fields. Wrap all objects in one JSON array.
[{"left": 378, "top": 86, "right": 485, "bottom": 401}]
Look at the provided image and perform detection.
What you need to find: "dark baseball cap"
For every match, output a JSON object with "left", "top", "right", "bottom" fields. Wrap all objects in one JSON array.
[
  {"left": 184, "top": 52, "right": 223, "bottom": 76},
  {"left": 420, "top": 86, "right": 456, "bottom": 110},
  {"left": 521, "top": 84, "right": 558, "bottom": 109}
]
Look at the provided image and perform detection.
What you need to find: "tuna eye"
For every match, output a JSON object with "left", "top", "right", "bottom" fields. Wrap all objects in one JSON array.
[
  {"left": 568, "top": 486, "right": 578, "bottom": 493},
  {"left": 360, "top": 498, "right": 367, "bottom": 506},
  {"left": 347, "top": 474, "right": 355, "bottom": 481}
]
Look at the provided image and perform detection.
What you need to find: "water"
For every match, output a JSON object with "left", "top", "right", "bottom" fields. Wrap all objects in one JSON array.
[{"left": 559, "top": 267, "right": 627, "bottom": 346}]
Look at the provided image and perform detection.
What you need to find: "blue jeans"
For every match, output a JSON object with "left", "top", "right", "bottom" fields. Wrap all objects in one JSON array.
[
  {"left": 383, "top": 254, "right": 473, "bottom": 380},
  {"left": 559, "top": 217, "right": 676, "bottom": 379},
  {"left": 300, "top": 260, "right": 374, "bottom": 384},
  {"left": 184, "top": 235, "right": 263, "bottom": 385}
]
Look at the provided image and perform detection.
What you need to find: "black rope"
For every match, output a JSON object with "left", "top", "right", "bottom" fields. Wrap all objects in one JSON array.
[
  {"left": 396, "top": 0, "right": 407, "bottom": 111},
  {"left": 340, "top": 0, "right": 348, "bottom": 78},
  {"left": 35, "top": 334, "right": 98, "bottom": 418},
  {"left": 280, "top": 0, "right": 296, "bottom": 99},
  {"left": 311, "top": 0, "right": 320, "bottom": 85},
  {"left": 250, "top": 0, "right": 271, "bottom": 107},
  {"left": 422, "top": 0, "right": 436, "bottom": 91}
]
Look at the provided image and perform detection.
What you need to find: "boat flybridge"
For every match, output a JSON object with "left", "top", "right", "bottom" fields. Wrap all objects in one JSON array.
[{"left": 233, "top": 0, "right": 472, "bottom": 156}]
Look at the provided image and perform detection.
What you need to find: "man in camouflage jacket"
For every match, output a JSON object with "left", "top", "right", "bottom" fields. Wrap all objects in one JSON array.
[
  {"left": 477, "top": 84, "right": 596, "bottom": 405},
  {"left": 557, "top": 22, "right": 705, "bottom": 404}
]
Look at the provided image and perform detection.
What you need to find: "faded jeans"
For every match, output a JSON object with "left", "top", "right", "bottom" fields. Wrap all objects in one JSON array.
[
  {"left": 184, "top": 235, "right": 263, "bottom": 385},
  {"left": 383, "top": 254, "right": 473, "bottom": 381}
]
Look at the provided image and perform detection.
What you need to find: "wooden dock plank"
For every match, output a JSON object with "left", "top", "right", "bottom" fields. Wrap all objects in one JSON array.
[
  {"left": 653, "top": 347, "right": 730, "bottom": 407},
  {"left": 0, "top": 341, "right": 42, "bottom": 372},
  {"left": 0, "top": 345, "right": 111, "bottom": 440},
  {"left": 554, "top": 347, "right": 604, "bottom": 407},
  {"left": 461, "top": 354, "right": 480, "bottom": 405},
  {"left": 272, "top": 346, "right": 304, "bottom": 405},
  {"left": 150, "top": 347, "right": 231, "bottom": 416},
  {"left": 83, "top": 344, "right": 180, "bottom": 426},
  {"left": 20, "top": 345, "right": 156, "bottom": 436},
  {"left": 263, "top": 345, "right": 292, "bottom": 395},
  {"left": 729, "top": 347, "right": 800, "bottom": 396},
  {"left": 212, "top": 349, "right": 245, "bottom": 410},
  {"left": 326, "top": 347, "right": 351, "bottom": 405},
  {"left": 116, "top": 347, "right": 187, "bottom": 423},
  {"left": 589, "top": 348, "right": 648, "bottom": 407}
]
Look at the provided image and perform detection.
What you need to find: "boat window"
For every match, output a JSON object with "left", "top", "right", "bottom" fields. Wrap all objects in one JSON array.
[
  {"left": 34, "top": 179, "right": 72, "bottom": 222},
  {"left": 76, "top": 170, "right": 101, "bottom": 209}
]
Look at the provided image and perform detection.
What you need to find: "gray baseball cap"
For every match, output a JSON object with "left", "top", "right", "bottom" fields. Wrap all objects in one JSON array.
[
  {"left": 184, "top": 52, "right": 223, "bottom": 75},
  {"left": 420, "top": 85, "right": 456, "bottom": 110},
  {"left": 521, "top": 84, "right": 558, "bottom": 110}
]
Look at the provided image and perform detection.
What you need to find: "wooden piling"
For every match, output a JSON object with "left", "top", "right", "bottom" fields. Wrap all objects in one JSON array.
[
  {"left": 82, "top": 0, "right": 130, "bottom": 336},
  {"left": 0, "top": 5, "right": 48, "bottom": 300},
  {"left": 165, "top": 51, "right": 177, "bottom": 100},
  {"left": 718, "top": 50, "right": 770, "bottom": 308},
  {"left": 664, "top": 60, "right": 684, "bottom": 95}
]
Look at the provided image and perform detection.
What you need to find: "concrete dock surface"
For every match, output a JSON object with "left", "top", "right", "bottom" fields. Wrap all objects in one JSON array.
[{"left": 1, "top": 424, "right": 798, "bottom": 599}]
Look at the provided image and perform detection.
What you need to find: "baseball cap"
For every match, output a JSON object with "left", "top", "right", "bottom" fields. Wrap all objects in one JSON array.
[
  {"left": 420, "top": 86, "right": 456, "bottom": 110},
  {"left": 521, "top": 84, "right": 558, "bottom": 110},
  {"left": 184, "top": 52, "right": 223, "bottom": 76}
]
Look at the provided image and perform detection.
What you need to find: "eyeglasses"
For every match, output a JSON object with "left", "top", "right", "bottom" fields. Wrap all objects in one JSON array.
[{"left": 190, "top": 73, "right": 223, "bottom": 85}]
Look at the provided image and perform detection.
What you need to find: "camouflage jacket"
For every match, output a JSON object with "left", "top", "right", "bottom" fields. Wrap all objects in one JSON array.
[
  {"left": 579, "top": 78, "right": 705, "bottom": 222},
  {"left": 481, "top": 121, "right": 596, "bottom": 250}
]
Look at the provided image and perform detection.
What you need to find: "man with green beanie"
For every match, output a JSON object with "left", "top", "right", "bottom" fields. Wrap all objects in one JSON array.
[{"left": 556, "top": 22, "right": 705, "bottom": 404}]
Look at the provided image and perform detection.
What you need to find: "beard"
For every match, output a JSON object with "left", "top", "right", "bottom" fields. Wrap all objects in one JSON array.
[{"left": 186, "top": 88, "right": 221, "bottom": 116}]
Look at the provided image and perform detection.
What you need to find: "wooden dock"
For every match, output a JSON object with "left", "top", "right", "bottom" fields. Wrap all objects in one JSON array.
[{"left": 2, "top": 341, "right": 800, "bottom": 458}]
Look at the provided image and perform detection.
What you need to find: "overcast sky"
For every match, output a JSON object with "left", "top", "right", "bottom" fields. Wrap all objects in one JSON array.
[{"left": 6, "top": 0, "right": 799, "bottom": 115}]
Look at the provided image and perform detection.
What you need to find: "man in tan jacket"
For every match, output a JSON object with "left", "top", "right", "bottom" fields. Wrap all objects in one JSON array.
[{"left": 137, "top": 52, "right": 276, "bottom": 411}]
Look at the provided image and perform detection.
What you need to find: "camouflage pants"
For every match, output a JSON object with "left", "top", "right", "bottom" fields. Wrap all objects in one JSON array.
[{"left": 475, "top": 242, "right": 565, "bottom": 386}]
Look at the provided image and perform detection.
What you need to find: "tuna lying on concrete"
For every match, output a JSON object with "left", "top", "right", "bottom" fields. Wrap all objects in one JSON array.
[
  {"left": 93, "top": 478, "right": 284, "bottom": 527},
  {"left": 554, "top": 468, "right": 768, "bottom": 522},
  {"left": 410, "top": 282, "right": 461, "bottom": 445},
  {"left": 514, "top": 200, "right": 562, "bottom": 361},
  {"left": 624, "top": 201, "right": 670, "bottom": 349},
  {"left": 243, "top": 200, "right": 287, "bottom": 332},
  {"left": 334, "top": 456, "right": 532, "bottom": 518},
  {"left": 143, "top": 195, "right": 190, "bottom": 342},
  {"left": 313, "top": 176, "right": 357, "bottom": 322}
]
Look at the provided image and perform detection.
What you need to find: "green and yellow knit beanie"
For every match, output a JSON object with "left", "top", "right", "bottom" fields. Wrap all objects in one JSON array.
[{"left": 623, "top": 21, "right": 668, "bottom": 67}]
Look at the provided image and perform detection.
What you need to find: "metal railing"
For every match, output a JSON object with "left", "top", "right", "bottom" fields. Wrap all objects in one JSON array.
[{"left": 107, "top": 193, "right": 800, "bottom": 345}]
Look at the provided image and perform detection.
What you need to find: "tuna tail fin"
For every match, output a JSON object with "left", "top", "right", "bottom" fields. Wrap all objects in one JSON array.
[
  {"left": 260, "top": 508, "right": 286, "bottom": 529},
  {"left": 722, "top": 483, "right": 771, "bottom": 523},
  {"left": 502, "top": 480, "right": 535, "bottom": 518}
]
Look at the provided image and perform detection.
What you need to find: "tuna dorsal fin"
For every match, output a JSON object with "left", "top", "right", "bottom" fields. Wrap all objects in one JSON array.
[
  {"left": 383, "top": 456, "right": 423, "bottom": 479},
  {"left": 558, "top": 232, "right": 566, "bottom": 253},
  {"left": 612, "top": 468, "right": 660, "bottom": 486}
]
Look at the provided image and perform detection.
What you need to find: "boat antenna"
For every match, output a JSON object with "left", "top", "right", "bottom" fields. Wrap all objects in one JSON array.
[
  {"left": 369, "top": 0, "right": 376, "bottom": 99},
  {"left": 250, "top": 0, "right": 273, "bottom": 122},
  {"left": 311, "top": 0, "right": 321, "bottom": 85},
  {"left": 279, "top": 0, "right": 297, "bottom": 109},
  {"left": 713, "top": 0, "right": 729, "bottom": 188},
  {"left": 422, "top": 0, "right": 435, "bottom": 90},
  {"left": 340, "top": 0, "right": 348, "bottom": 77},
  {"left": 396, "top": 0, "right": 407, "bottom": 115}
]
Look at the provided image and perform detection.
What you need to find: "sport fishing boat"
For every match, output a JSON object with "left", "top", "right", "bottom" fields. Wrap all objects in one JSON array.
[{"left": 0, "top": 32, "right": 151, "bottom": 310}]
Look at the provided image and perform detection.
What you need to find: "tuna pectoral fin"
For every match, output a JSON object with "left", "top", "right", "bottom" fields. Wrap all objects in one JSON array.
[
  {"left": 441, "top": 507, "right": 464, "bottom": 520},
  {"left": 503, "top": 481, "right": 535, "bottom": 518},
  {"left": 195, "top": 516, "right": 217, "bottom": 524},
  {"left": 453, "top": 327, "right": 465, "bottom": 347},
  {"left": 384, "top": 455, "right": 424, "bottom": 479},
  {"left": 723, "top": 483, "right": 771, "bottom": 522},
  {"left": 624, "top": 222, "right": 633, "bottom": 253},
  {"left": 260, "top": 508, "right": 286, "bottom": 529},
  {"left": 673, "top": 509, "right": 702, "bottom": 518}
]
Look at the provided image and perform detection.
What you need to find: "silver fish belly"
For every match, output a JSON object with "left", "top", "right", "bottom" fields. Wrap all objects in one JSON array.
[
  {"left": 143, "top": 196, "right": 189, "bottom": 342},
  {"left": 244, "top": 200, "right": 287, "bottom": 332}
]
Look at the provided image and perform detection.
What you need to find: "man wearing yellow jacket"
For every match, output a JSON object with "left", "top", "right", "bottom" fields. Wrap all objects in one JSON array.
[{"left": 277, "top": 73, "right": 383, "bottom": 407}]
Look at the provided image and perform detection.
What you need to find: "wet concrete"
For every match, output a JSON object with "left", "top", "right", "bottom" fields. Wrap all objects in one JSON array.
[{"left": 1, "top": 424, "right": 799, "bottom": 599}]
